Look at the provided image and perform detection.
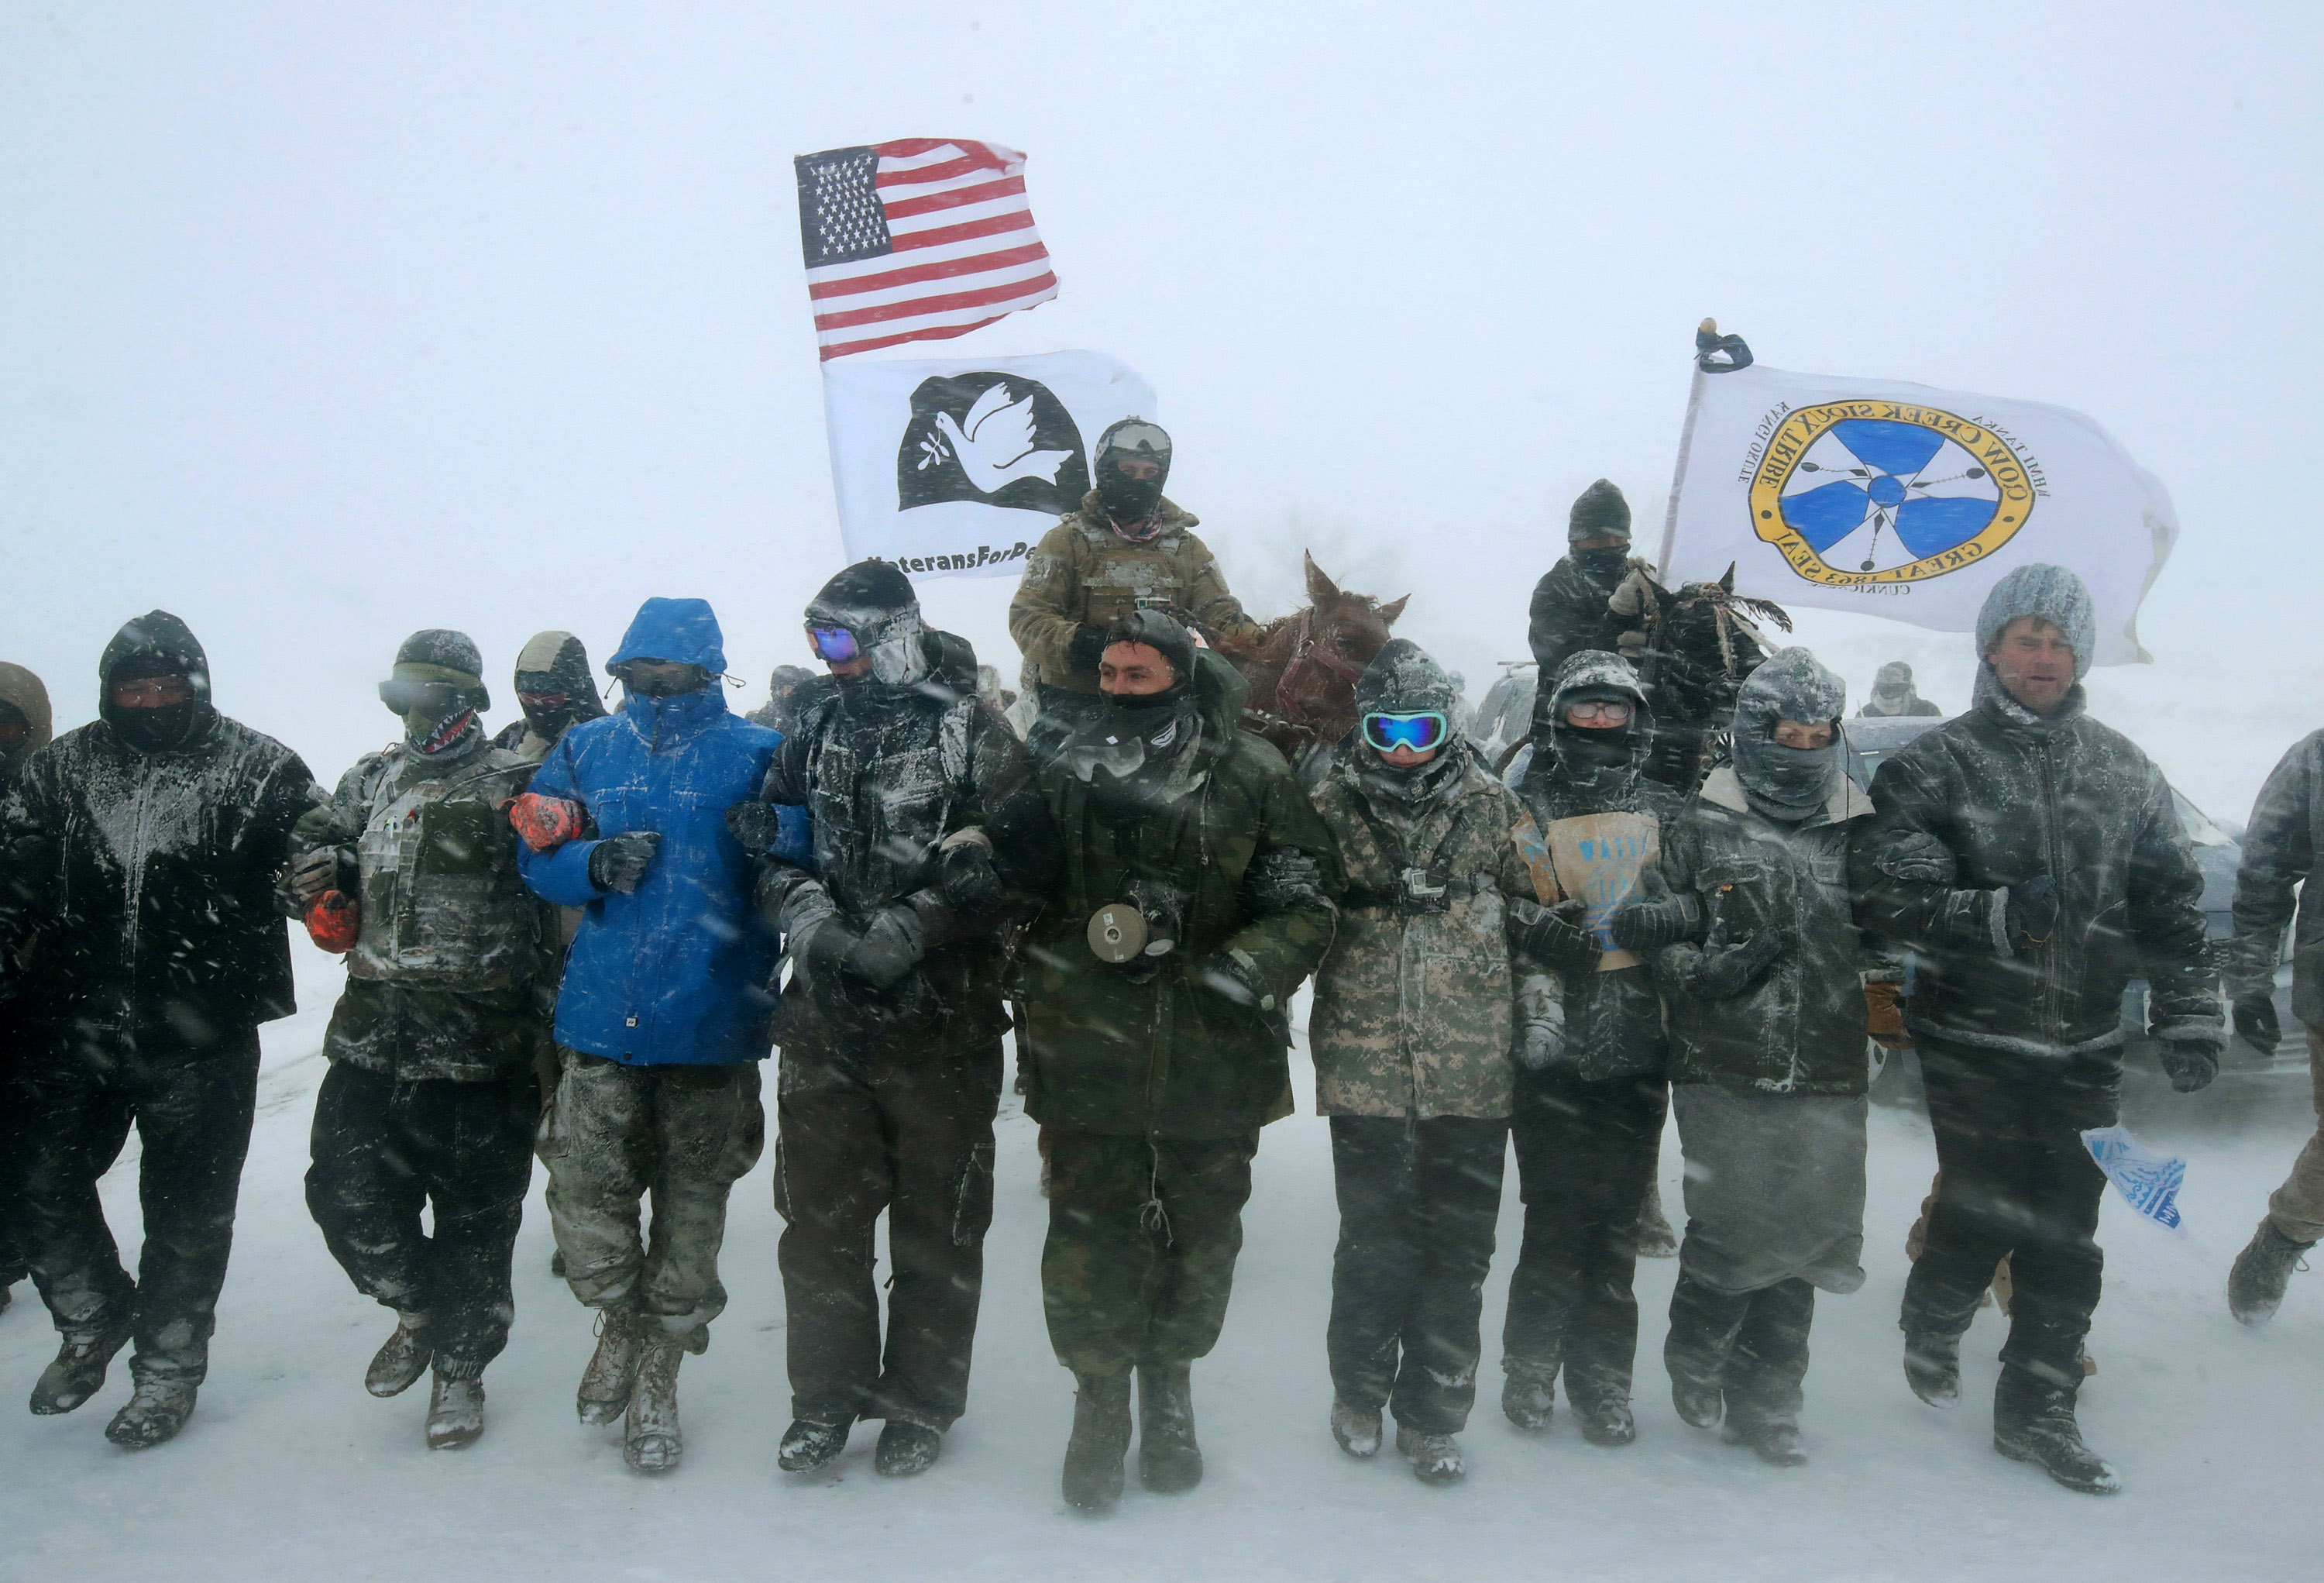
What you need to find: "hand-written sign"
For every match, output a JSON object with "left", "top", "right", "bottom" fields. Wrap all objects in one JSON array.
[{"left": 1512, "top": 811, "right": 1659, "bottom": 972}]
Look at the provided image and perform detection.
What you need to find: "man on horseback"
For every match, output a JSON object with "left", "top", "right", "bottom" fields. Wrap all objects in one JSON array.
[
  {"left": 1525, "top": 480, "right": 1638, "bottom": 746},
  {"left": 1007, "top": 418, "right": 1263, "bottom": 762}
]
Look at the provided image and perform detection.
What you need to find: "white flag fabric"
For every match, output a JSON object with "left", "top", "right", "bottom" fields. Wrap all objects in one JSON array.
[
  {"left": 820, "top": 350, "right": 1156, "bottom": 581},
  {"left": 1657, "top": 362, "right": 2178, "bottom": 664}
]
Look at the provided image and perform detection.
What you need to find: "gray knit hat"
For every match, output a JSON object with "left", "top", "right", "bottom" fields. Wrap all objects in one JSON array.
[
  {"left": 1568, "top": 479, "right": 1631, "bottom": 544},
  {"left": 1975, "top": 564, "right": 2094, "bottom": 681}
]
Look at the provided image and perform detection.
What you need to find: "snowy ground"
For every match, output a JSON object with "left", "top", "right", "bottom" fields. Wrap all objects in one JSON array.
[{"left": 2, "top": 952, "right": 2318, "bottom": 1583}]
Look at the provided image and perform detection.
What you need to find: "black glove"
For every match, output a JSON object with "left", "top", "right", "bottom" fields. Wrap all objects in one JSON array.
[
  {"left": 588, "top": 831, "right": 662, "bottom": 894},
  {"left": 845, "top": 903, "right": 929, "bottom": 992},
  {"left": 1608, "top": 892, "right": 1696, "bottom": 952},
  {"left": 2233, "top": 993, "right": 2281, "bottom": 1056},
  {"left": 2158, "top": 1038, "right": 2219, "bottom": 1094},
  {"left": 1513, "top": 897, "right": 1598, "bottom": 970},
  {"left": 726, "top": 800, "right": 783, "bottom": 857},
  {"left": 1066, "top": 624, "right": 1109, "bottom": 676},
  {"left": 1685, "top": 918, "right": 1786, "bottom": 999},
  {"left": 1197, "top": 952, "right": 1276, "bottom": 1017},
  {"left": 938, "top": 837, "right": 1006, "bottom": 917},
  {"left": 2008, "top": 873, "right": 2059, "bottom": 948}
]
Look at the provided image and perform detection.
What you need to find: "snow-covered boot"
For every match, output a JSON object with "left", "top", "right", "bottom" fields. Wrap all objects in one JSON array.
[
  {"left": 1725, "top": 1420, "right": 1806, "bottom": 1467},
  {"left": 1501, "top": 1361, "right": 1556, "bottom": 1433},
  {"left": 425, "top": 1372, "right": 486, "bottom": 1451},
  {"left": 366, "top": 1313, "right": 433, "bottom": 1399},
  {"left": 1569, "top": 1388, "right": 1637, "bottom": 1447},
  {"left": 104, "top": 1378, "right": 197, "bottom": 1449},
  {"left": 1903, "top": 1328, "right": 1962, "bottom": 1407},
  {"left": 1670, "top": 1378, "right": 1723, "bottom": 1429},
  {"left": 1137, "top": 1361, "right": 1202, "bottom": 1493},
  {"left": 874, "top": 1420, "right": 941, "bottom": 1478},
  {"left": 1992, "top": 1368, "right": 2118, "bottom": 1495},
  {"left": 1634, "top": 1181, "right": 1678, "bottom": 1259},
  {"left": 1061, "top": 1371, "right": 1132, "bottom": 1513},
  {"left": 576, "top": 1309, "right": 644, "bottom": 1426},
  {"left": 623, "top": 1334, "right": 684, "bottom": 1475},
  {"left": 1330, "top": 1397, "right": 1382, "bottom": 1457},
  {"left": 779, "top": 1418, "right": 852, "bottom": 1471},
  {"left": 1394, "top": 1425, "right": 1466, "bottom": 1485},
  {"left": 2228, "top": 1218, "right": 2314, "bottom": 1325},
  {"left": 29, "top": 1316, "right": 135, "bottom": 1416}
]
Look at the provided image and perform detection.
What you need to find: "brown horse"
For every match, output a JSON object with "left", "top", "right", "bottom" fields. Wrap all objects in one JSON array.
[{"left": 1214, "top": 552, "right": 1408, "bottom": 761}]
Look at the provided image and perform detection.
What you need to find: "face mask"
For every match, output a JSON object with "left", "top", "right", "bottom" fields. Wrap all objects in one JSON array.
[
  {"left": 1096, "top": 458, "right": 1167, "bottom": 526},
  {"left": 1573, "top": 545, "right": 1630, "bottom": 577},
  {"left": 1734, "top": 731, "right": 1838, "bottom": 819},
  {"left": 406, "top": 708, "right": 478, "bottom": 756},
  {"left": 111, "top": 698, "right": 204, "bottom": 754},
  {"left": 1554, "top": 724, "right": 1635, "bottom": 771}
]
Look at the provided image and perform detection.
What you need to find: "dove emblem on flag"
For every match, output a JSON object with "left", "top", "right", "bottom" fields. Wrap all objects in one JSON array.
[{"left": 896, "top": 372, "right": 1090, "bottom": 514}]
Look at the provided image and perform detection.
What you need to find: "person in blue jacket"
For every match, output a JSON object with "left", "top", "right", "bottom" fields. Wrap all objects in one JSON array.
[{"left": 516, "top": 596, "right": 800, "bottom": 1475}]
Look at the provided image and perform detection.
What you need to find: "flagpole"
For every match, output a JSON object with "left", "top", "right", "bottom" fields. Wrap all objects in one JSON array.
[{"left": 1655, "top": 319, "right": 1712, "bottom": 583}]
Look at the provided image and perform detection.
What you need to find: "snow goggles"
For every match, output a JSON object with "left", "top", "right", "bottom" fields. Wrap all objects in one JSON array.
[
  {"left": 807, "top": 625, "right": 861, "bottom": 664},
  {"left": 1563, "top": 698, "right": 1634, "bottom": 725},
  {"left": 378, "top": 678, "right": 466, "bottom": 718},
  {"left": 1361, "top": 711, "right": 1449, "bottom": 753}
]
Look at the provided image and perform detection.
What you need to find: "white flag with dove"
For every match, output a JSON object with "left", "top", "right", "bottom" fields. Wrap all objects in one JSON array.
[{"left": 819, "top": 350, "right": 1156, "bottom": 580}]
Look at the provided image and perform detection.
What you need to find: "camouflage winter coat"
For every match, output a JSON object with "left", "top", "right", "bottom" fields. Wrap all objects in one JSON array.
[
  {"left": 1023, "top": 650, "right": 1339, "bottom": 1137},
  {"left": 1659, "top": 767, "right": 1893, "bottom": 1096},
  {"left": 290, "top": 737, "right": 553, "bottom": 1082},
  {"left": 2225, "top": 728, "right": 2324, "bottom": 1025},
  {"left": 1008, "top": 494, "right": 1261, "bottom": 696},
  {"left": 1309, "top": 749, "right": 1538, "bottom": 1119}
]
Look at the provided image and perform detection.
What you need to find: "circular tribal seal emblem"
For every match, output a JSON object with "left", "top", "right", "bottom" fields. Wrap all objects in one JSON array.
[{"left": 1748, "top": 401, "right": 2037, "bottom": 585}]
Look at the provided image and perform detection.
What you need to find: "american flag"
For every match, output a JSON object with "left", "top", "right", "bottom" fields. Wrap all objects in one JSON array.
[{"left": 794, "top": 139, "right": 1059, "bottom": 361}]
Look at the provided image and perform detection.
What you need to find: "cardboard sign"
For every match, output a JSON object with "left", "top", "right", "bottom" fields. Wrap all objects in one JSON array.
[{"left": 1512, "top": 811, "right": 1659, "bottom": 972}]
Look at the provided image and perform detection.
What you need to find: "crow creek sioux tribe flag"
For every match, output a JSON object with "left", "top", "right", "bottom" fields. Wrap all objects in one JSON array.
[
  {"left": 794, "top": 139, "right": 1059, "bottom": 361},
  {"left": 820, "top": 351, "right": 1157, "bottom": 580},
  {"left": 1657, "top": 361, "right": 2180, "bottom": 664}
]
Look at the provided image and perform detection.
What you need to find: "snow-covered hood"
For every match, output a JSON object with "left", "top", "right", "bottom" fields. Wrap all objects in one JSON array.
[{"left": 0, "top": 660, "right": 51, "bottom": 769}]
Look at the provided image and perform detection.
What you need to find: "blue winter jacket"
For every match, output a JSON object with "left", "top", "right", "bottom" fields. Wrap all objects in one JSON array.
[{"left": 517, "top": 598, "right": 806, "bottom": 1065}]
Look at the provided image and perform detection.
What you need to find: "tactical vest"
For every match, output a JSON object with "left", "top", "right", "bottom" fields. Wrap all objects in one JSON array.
[{"left": 347, "top": 745, "right": 546, "bottom": 992}]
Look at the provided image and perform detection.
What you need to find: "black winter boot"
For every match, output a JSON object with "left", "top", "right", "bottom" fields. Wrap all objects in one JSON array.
[
  {"left": 1992, "top": 1368, "right": 2118, "bottom": 1495},
  {"left": 105, "top": 1378, "right": 198, "bottom": 1449},
  {"left": 779, "top": 1418, "right": 853, "bottom": 1471},
  {"left": 576, "top": 1309, "right": 644, "bottom": 1426},
  {"left": 30, "top": 1316, "right": 136, "bottom": 1416},
  {"left": 1394, "top": 1424, "right": 1466, "bottom": 1485},
  {"left": 1903, "top": 1328, "right": 1962, "bottom": 1407},
  {"left": 1137, "top": 1361, "right": 1202, "bottom": 1493},
  {"left": 1330, "top": 1397, "right": 1382, "bottom": 1457},
  {"left": 2228, "top": 1219, "right": 2314, "bottom": 1325},
  {"left": 1061, "top": 1371, "right": 1133, "bottom": 1512},
  {"left": 1570, "top": 1389, "right": 1637, "bottom": 1447},
  {"left": 1724, "top": 1420, "right": 1806, "bottom": 1467},
  {"left": 875, "top": 1420, "right": 941, "bottom": 1478},
  {"left": 1501, "top": 1361, "right": 1557, "bottom": 1433},
  {"left": 366, "top": 1313, "right": 433, "bottom": 1399}
]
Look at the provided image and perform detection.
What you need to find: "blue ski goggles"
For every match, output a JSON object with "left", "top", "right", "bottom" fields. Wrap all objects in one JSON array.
[
  {"left": 1361, "top": 711, "right": 1449, "bottom": 754},
  {"left": 806, "top": 625, "right": 861, "bottom": 664}
]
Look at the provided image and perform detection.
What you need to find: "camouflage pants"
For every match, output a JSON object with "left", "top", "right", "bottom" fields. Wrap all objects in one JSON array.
[
  {"left": 2265, "top": 1024, "right": 2324, "bottom": 1244},
  {"left": 541, "top": 1052, "right": 765, "bottom": 1344},
  {"left": 1042, "top": 1130, "right": 1257, "bottom": 1377}
]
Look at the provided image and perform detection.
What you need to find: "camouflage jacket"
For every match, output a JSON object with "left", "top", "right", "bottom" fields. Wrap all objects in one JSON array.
[
  {"left": 290, "top": 738, "right": 553, "bottom": 1081},
  {"left": 1008, "top": 494, "right": 1262, "bottom": 696},
  {"left": 1308, "top": 749, "right": 1538, "bottom": 1119}
]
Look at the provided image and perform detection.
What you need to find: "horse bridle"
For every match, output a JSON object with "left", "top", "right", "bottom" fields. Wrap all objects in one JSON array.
[{"left": 1273, "top": 607, "right": 1366, "bottom": 728}]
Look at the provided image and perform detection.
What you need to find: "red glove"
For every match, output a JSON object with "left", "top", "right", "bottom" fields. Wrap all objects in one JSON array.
[
  {"left": 305, "top": 891, "right": 360, "bottom": 953},
  {"left": 509, "top": 792, "right": 586, "bottom": 853}
]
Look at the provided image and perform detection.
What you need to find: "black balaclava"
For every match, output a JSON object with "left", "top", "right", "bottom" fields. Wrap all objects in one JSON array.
[
  {"left": 1566, "top": 477, "right": 1632, "bottom": 580},
  {"left": 1352, "top": 638, "right": 1466, "bottom": 807},
  {"left": 1070, "top": 609, "right": 1202, "bottom": 822},
  {"left": 1729, "top": 646, "right": 1847, "bottom": 822},
  {"left": 386, "top": 628, "right": 490, "bottom": 759},
  {"left": 1094, "top": 417, "right": 1172, "bottom": 534},
  {"left": 512, "top": 630, "right": 606, "bottom": 739},
  {"left": 1542, "top": 649, "right": 1651, "bottom": 800},
  {"left": 98, "top": 610, "right": 216, "bottom": 755},
  {"left": 806, "top": 559, "right": 930, "bottom": 703}
]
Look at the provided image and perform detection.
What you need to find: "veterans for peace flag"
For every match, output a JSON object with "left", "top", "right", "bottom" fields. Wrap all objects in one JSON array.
[
  {"left": 821, "top": 350, "right": 1156, "bottom": 580},
  {"left": 794, "top": 139, "right": 1058, "bottom": 360},
  {"left": 1655, "top": 339, "right": 2178, "bottom": 665}
]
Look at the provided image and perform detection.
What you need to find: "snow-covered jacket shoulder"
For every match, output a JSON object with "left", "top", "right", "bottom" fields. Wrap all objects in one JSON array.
[
  {"left": 517, "top": 690, "right": 788, "bottom": 1065},
  {"left": 2226, "top": 728, "right": 2324, "bottom": 1024},
  {"left": 1847, "top": 687, "right": 2221, "bottom": 1057},
  {"left": 1308, "top": 752, "right": 1532, "bottom": 1120},
  {"left": 1659, "top": 768, "right": 1886, "bottom": 1096}
]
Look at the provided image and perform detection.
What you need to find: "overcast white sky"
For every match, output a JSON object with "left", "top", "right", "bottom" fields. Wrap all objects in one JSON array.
[{"left": 4, "top": 2, "right": 2319, "bottom": 812}]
